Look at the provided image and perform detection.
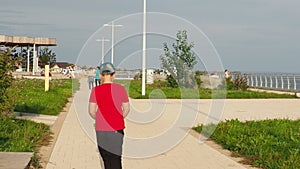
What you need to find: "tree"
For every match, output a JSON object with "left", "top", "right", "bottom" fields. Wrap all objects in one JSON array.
[
  {"left": 0, "top": 49, "right": 15, "bottom": 116},
  {"left": 9, "top": 49, "right": 24, "bottom": 71},
  {"left": 39, "top": 47, "right": 56, "bottom": 67},
  {"left": 160, "top": 30, "right": 197, "bottom": 88}
]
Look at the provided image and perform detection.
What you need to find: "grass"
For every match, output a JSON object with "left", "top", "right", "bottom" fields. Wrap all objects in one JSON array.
[
  {"left": 0, "top": 117, "right": 51, "bottom": 152},
  {"left": 194, "top": 119, "right": 300, "bottom": 169},
  {"left": 9, "top": 78, "right": 79, "bottom": 115},
  {"left": 1, "top": 78, "right": 79, "bottom": 168},
  {"left": 116, "top": 79, "right": 296, "bottom": 99}
]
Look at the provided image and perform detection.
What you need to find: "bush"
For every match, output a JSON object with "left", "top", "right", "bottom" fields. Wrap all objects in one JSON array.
[
  {"left": 166, "top": 75, "right": 178, "bottom": 88},
  {"left": 232, "top": 73, "right": 249, "bottom": 90},
  {"left": 222, "top": 73, "right": 249, "bottom": 91},
  {"left": 0, "top": 49, "right": 15, "bottom": 117},
  {"left": 194, "top": 70, "right": 203, "bottom": 88}
]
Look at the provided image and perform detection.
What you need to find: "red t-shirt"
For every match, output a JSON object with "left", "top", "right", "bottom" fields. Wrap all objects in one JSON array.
[{"left": 89, "top": 83, "right": 129, "bottom": 131}]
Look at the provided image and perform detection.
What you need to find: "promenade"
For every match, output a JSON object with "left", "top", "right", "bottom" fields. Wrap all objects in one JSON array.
[{"left": 45, "top": 78, "right": 300, "bottom": 169}]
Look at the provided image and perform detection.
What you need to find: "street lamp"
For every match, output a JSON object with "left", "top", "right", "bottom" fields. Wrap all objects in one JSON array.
[
  {"left": 96, "top": 38, "right": 110, "bottom": 64},
  {"left": 142, "top": 0, "right": 147, "bottom": 96},
  {"left": 103, "top": 22, "right": 123, "bottom": 64}
]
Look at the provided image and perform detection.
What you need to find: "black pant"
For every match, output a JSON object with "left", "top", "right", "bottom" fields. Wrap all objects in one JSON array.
[
  {"left": 96, "top": 130, "right": 124, "bottom": 169},
  {"left": 88, "top": 82, "right": 94, "bottom": 89},
  {"left": 95, "top": 79, "right": 101, "bottom": 86}
]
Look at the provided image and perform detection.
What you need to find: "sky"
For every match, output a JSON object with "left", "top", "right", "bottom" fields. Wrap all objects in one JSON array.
[{"left": 1, "top": 0, "right": 299, "bottom": 73}]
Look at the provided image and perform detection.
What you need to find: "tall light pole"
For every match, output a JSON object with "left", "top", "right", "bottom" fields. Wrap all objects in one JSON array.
[
  {"left": 142, "top": 0, "right": 147, "bottom": 96},
  {"left": 96, "top": 38, "right": 110, "bottom": 64},
  {"left": 104, "top": 22, "right": 123, "bottom": 64}
]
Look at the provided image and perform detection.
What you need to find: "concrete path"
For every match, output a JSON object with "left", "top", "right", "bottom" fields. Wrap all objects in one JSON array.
[
  {"left": 0, "top": 152, "right": 33, "bottom": 169},
  {"left": 15, "top": 112, "right": 57, "bottom": 126},
  {"left": 45, "top": 78, "right": 300, "bottom": 169}
]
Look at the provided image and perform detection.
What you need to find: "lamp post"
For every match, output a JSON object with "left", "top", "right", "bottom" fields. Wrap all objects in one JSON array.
[
  {"left": 142, "top": 0, "right": 147, "bottom": 96},
  {"left": 96, "top": 38, "right": 110, "bottom": 64},
  {"left": 103, "top": 22, "right": 123, "bottom": 64}
]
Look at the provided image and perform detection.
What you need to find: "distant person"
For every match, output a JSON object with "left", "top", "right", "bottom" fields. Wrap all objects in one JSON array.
[
  {"left": 70, "top": 66, "right": 75, "bottom": 78},
  {"left": 94, "top": 66, "right": 101, "bottom": 86},
  {"left": 224, "top": 69, "right": 230, "bottom": 79},
  {"left": 89, "top": 62, "right": 130, "bottom": 169},
  {"left": 87, "top": 76, "right": 94, "bottom": 89}
]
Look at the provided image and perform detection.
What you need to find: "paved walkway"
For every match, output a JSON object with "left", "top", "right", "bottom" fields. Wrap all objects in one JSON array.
[
  {"left": 0, "top": 152, "right": 33, "bottom": 169},
  {"left": 15, "top": 112, "right": 57, "bottom": 126},
  {"left": 45, "top": 78, "right": 300, "bottom": 169}
]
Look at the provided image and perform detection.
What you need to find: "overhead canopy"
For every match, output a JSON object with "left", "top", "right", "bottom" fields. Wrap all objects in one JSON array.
[{"left": 0, "top": 35, "right": 57, "bottom": 47}]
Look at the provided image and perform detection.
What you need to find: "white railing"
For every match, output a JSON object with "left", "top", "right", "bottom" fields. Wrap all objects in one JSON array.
[
  {"left": 229, "top": 72, "right": 299, "bottom": 91},
  {"left": 240, "top": 73, "right": 300, "bottom": 91}
]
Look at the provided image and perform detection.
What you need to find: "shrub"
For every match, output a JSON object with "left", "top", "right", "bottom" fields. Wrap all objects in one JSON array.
[
  {"left": 232, "top": 73, "right": 249, "bottom": 90},
  {"left": 0, "top": 49, "right": 15, "bottom": 117},
  {"left": 194, "top": 70, "right": 203, "bottom": 88},
  {"left": 221, "top": 73, "right": 249, "bottom": 91},
  {"left": 166, "top": 75, "right": 178, "bottom": 88}
]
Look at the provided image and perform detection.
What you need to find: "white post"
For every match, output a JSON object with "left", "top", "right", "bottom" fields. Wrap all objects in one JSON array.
[
  {"left": 281, "top": 75, "right": 284, "bottom": 89},
  {"left": 102, "top": 39, "right": 105, "bottom": 64},
  {"left": 32, "top": 44, "right": 36, "bottom": 75},
  {"left": 141, "top": 0, "right": 147, "bottom": 96},
  {"left": 270, "top": 75, "right": 273, "bottom": 88},
  {"left": 251, "top": 75, "right": 254, "bottom": 86},
  {"left": 294, "top": 75, "right": 297, "bottom": 91},
  {"left": 275, "top": 75, "right": 278, "bottom": 89},
  {"left": 104, "top": 22, "right": 123, "bottom": 64},
  {"left": 265, "top": 75, "right": 268, "bottom": 88},
  {"left": 111, "top": 21, "right": 114, "bottom": 64},
  {"left": 247, "top": 76, "right": 250, "bottom": 86},
  {"left": 260, "top": 75, "right": 263, "bottom": 87},
  {"left": 287, "top": 75, "right": 290, "bottom": 90},
  {"left": 27, "top": 46, "right": 30, "bottom": 72},
  {"left": 255, "top": 75, "right": 258, "bottom": 87},
  {"left": 45, "top": 65, "right": 50, "bottom": 92},
  {"left": 96, "top": 38, "right": 110, "bottom": 64}
]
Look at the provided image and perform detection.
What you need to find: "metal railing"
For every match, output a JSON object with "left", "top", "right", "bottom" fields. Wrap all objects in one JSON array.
[{"left": 231, "top": 73, "right": 300, "bottom": 92}]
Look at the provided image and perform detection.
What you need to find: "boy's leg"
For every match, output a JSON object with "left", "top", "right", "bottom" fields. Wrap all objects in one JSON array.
[{"left": 96, "top": 130, "right": 124, "bottom": 169}]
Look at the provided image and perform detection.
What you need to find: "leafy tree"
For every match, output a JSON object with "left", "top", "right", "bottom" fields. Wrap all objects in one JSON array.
[
  {"left": 160, "top": 30, "right": 197, "bottom": 88},
  {"left": 39, "top": 47, "right": 56, "bottom": 67},
  {"left": 9, "top": 49, "right": 24, "bottom": 71},
  {"left": 0, "top": 49, "right": 15, "bottom": 116},
  {"left": 166, "top": 75, "right": 178, "bottom": 88},
  {"left": 194, "top": 70, "right": 203, "bottom": 88}
]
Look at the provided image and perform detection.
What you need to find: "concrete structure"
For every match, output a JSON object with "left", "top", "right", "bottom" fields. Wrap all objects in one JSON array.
[
  {"left": 0, "top": 35, "right": 56, "bottom": 47},
  {"left": 147, "top": 69, "right": 154, "bottom": 84},
  {"left": 0, "top": 35, "right": 57, "bottom": 75}
]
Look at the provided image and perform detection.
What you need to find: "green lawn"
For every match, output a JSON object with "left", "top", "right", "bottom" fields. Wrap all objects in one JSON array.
[
  {"left": 0, "top": 117, "right": 51, "bottom": 152},
  {"left": 194, "top": 119, "right": 300, "bottom": 169},
  {"left": 116, "top": 79, "right": 296, "bottom": 99},
  {"left": 1, "top": 78, "right": 78, "bottom": 168},
  {"left": 9, "top": 78, "right": 79, "bottom": 115}
]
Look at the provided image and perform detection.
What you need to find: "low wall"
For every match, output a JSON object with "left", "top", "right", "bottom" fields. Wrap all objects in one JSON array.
[{"left": 200, "top": 75, "right": 223, "bottom": 89}]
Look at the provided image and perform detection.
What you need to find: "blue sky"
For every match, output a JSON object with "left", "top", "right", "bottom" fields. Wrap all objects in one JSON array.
[{"left": 1, "top": 0, "right": 299, "bottom": 73}]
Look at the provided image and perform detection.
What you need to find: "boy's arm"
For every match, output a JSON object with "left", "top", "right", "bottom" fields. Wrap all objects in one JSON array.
[
  {"left": 122, "top": 102, "right": 130, "bottom": 118},
  {"left": 89, "top": 102, "right": 97, "bottom": 119}
]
